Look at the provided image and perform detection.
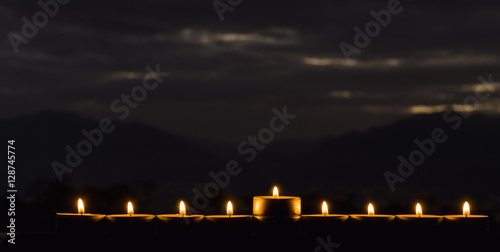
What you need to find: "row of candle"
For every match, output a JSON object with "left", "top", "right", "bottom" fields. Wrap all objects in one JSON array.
[{"left": 56, "top": 187, "right": 488, "bottom": 233}]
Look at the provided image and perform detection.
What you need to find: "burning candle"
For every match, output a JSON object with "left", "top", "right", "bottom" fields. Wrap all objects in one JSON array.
[
  {"left": 341, "top": 203, "right": 396, "bottom": 250},
  {"left": 106, "top": 201, "right": 155, "bottom": 233},
  {"left": 204, "top": 201, "right": 254, "bottom": 220},
  {"left": 443, "top": 201, "right": 488, "bottom": 233},
  {"left": 56, "top": 198, "right": 105, "bottom": 233},
  {"left": 203, "top": 201, "right": 255, "bottom": 237},
  {"left": 252, "top": 186, "right": 302, "bottom": 243},
  {"left": 348, "top": 203, "right": 395, "bottom": 232},
  {"left": 299, "top": 201, "right": 349, "bottom": 235},
  {"left": 349, "top": 203, "right": 395, "bottom": 222},
  {"left": 156, "top": 200, "right": 204, "bottom": 234},
  {"left": 253, "top": 186, "right": 301, "bottom": 217},
  {"left": 395, "top": 203, "right": 443, "bottom": 232}
]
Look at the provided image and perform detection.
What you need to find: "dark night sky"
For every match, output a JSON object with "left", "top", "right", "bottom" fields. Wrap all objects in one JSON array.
[
  {"left": 2, "top": 2, "right": 500, "bottom": 237},
  {"left": 1, "top": 0, "right": 500, "bottom": 144}
]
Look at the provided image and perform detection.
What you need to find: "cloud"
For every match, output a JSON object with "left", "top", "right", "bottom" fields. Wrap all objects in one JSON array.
[{"left": 1, "top": 0, "right": 500, "bottom": 142}]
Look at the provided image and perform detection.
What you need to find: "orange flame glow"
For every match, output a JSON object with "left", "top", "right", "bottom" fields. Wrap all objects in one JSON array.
[
  {"left": 463, "top": 202, "right": 470, "bottom": 217},
  {"left": 180, "top": 201, "right": 186, "bottom": 216},
  {"left": 127, "top": 201, "right": 134, "bottom": 216},
  {"left": 227, "top": 201, "right": 233, "bottom": 216},
  {"left": 368, "top": 203, "right": 374, "bottom": 215},
  {"left": 273, "top": 186, "right": 279, "bottom": 199},
  {"left": 322, "top": 201, "right": 328, "bottom": 215},
  {"left": 78, "top": 198, "right": 84, "bottom": 215},
  {"left": 416, "top": 203, "right": 422, "bottom": 217}
]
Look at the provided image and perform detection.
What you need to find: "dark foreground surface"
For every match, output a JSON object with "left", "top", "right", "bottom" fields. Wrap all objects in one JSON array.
[{"left": 2, "top": 218, "right": 498, "bottom": 252}]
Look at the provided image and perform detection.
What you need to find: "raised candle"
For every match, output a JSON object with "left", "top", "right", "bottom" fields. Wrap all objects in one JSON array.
[{"left": 253, "top": 187, "right": 301, "bottom": 216}]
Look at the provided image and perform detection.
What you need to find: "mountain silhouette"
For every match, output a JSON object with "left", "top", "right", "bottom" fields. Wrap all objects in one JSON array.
[{"left": 1, "top": 110, "right": 499, "bottom": 231}]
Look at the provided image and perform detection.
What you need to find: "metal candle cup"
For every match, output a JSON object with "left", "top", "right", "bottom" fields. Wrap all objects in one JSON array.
[
  {"left": 299, "top": 201, "right": 348, "bottom": 236},
  {"left": 344, "top": 203, "right": 396, "bottom": 250},
  {"left": 252, "top": 187, "right": 302, "bottom": 250},
  {"left": 348, "top": 203, "right": 395, "bottom": 235},
  {"left": 56, "top": 198, "right": 105, "bottom": 233},
  {"left": 105, "top": 201, "right": 155, "bottom": 233},
  {"left": 252, "top": 187, "right": 301, "bottom": 232},
  {"left": 443, "top": 202, "right": 488, "bottom": 233},
  {"left": 253, "top": 187, "right": 301, "bottom": 217},
  {"left": 203, "top": 201, "right": 255, "bottom": 234},
  {"left": 395, "top": 203, "right": 443, "bottom": 234},
  {"left": 56, "top": 213, "right": 106, "bottom": 233},
  {"left": 156, "top": 201, "right": 204, "bottom": 235}
]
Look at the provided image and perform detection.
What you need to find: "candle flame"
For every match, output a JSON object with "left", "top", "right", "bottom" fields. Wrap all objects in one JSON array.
[
  {"left": 368, "top": 203, "right": 374, "bottom": 215},
  {"left": 273, "top": 186, "right": 279, "bottom": 199},
  {"left": 180, "top": 201, "right": 186, "bottom": 216},
  {"left": 78, "top": 198, "right": 84, "bottom": 215},
  {"left": 416, "top": 203, "right": 422, "bottom": 217},
  {"left": 322, "top": 201, "right": 328, "bottom": 215},
  {"left": 227, "top": 201, "right": 233, "bottom": 216},
  {"left": 127, "top": 201, "right": 134, "bottom": 216},
  {"left": 463, "top": 202, "right": 470, "bottom": 217}
]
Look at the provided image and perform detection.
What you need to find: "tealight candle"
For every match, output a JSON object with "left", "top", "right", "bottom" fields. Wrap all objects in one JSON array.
[
  {"left": 443, "top": 201, "right": 489, "bottom": 233},
  {"left": 348, "top": 203, "right": 395, "bottom": 232},
  {"left": 204, "top": 201, "right": 254, "bottom": 225},
  {"left": 299, "top": 201, "right": 349, "bottom": 236},
  {"left": 253, "top": 186, "right": 301, "bottom": 217},
  {"left": 395, "top": 203, "right": 443, "bottom": 232},
  {"left": 56, "top": 198, "right": 105, "bottom": 233},
  {"left": 349, "top": 203, "right": 395, "bottom": 223},
  {"left": 106, "top": 201, "right": 155, "bottom": 234},
  {"left": 203, "top": 201, "right": 255, "bottom": 238},
  {"left": 156, "top": 200, "right": 204, "bottom": 235},
  {"left": 343, "top": 203, "right": 396, "bottom": 250},
  {"left": 253, "top": 187, "right": 302, "bottom": 251},
  {"left": 252, "top": 186, "right": 301, "bottom": 243}
]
